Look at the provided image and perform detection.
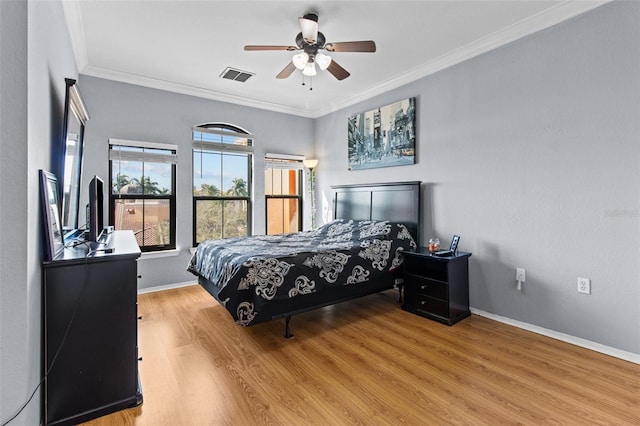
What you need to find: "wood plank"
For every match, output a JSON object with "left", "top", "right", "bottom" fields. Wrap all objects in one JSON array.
[{"left": 82, "top": 285, "right": 640, "bottom": 425}]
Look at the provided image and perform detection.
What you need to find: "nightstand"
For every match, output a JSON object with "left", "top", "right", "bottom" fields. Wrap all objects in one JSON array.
[{"left": 401, "top": 248, "right": 471, "bottom": 325}]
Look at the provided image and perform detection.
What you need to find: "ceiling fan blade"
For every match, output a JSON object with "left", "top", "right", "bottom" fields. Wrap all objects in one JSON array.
[
  {"left": 276, "top": 62, "right": 297, "bottom": 79},
  {"left": 326, "top": 60, "right": 350, "bottom": 81},
  {"left": 244, "top": 45, "right": 297, "bottom": 51},
  {"left": 325, "top": 41, "right": 376, "bottom": 53}
]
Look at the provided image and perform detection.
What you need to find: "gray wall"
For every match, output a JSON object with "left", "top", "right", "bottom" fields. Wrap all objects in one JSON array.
[
  {"left": 0, "top": 1, "right": 30, "bottom": 423},
  {"left": 78, "top": 76, "right": 314, "bottom": 289},
  {"left": 2, "top": 5, "right": 636, "bottom": 423},
  {"left": 314, "top": 1, "right": 640, "bottom": 355},
  {"left": 1, "top": 0, "right": 79, "bottom": 424}
]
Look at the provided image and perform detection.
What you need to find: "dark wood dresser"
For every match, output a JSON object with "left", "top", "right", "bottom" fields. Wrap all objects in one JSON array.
[
  {"left": 41, "top": 230, "right": 142, "bottom": 425},
  {"left": 401, "top": 248, "right": 471, "bottom": 325}
]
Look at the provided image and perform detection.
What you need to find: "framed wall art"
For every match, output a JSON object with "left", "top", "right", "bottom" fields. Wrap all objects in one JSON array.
[
  {"left": 39, "top": 169, "right": 65, "bottom": 260},
  {"left": 347, "top": 97, "right": 416, "bottom": 170}
]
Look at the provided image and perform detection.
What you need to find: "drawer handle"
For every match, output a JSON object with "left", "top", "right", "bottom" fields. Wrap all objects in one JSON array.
[
  {"left": 420, "top": 300, "right": 426, "bottom": 305},
  {"left": 420, "top": 285, "right": 427, "bottom": 290}
]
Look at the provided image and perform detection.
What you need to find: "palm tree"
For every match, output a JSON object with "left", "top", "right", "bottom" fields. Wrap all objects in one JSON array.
[
  {"left": 131, "top": 176, "right": 160, "bottom": 195},
  {"left": 196, "top": 183, "right": 220, "bottom": 196},
  {"left": 113, "top": 174, "right": 131, "bottom": 193},
  {"left": 227, "top": 178, "right": 247, "bottom": 197}
]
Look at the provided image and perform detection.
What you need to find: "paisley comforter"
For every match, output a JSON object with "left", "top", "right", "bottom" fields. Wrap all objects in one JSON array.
[{"left": 187, "top": 219, "right": 417, "bottom": 326}]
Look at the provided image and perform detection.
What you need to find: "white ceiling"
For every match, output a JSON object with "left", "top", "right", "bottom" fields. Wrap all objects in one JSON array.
[{"left": 62, "top": 1, "right": 608, "bottom": 118}]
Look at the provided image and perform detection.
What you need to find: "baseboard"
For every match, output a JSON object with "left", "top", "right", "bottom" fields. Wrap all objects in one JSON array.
[
  {"left": 137, "top": 281, "right": 197, "bottom": 295},
  {"left": 133, "top": 284, "right": 639, "bottom": 364},
  {"left": 470, "top": 308, "right": 640, "bottom": 365}
]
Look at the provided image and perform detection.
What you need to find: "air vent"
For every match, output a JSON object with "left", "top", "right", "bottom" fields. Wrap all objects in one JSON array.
[{"left": 220, "top": 67, "right": 254, "bottom": 82}]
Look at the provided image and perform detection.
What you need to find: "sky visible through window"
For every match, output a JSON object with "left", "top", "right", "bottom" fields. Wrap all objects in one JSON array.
[
  {"left": 111, "top": 146, "right": 174, "bottom": 194},
  {"left": 193, "top": 150, "right": 249, "bottom": 194}
]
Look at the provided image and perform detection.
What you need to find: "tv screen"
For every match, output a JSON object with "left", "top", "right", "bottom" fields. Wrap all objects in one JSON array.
[{"left": 88, "top": 175, "right": 104, "bottom": 242}]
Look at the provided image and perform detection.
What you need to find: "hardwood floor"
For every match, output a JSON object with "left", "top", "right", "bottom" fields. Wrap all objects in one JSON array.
[{"left": 84, "top": 285, "right": 639, "bottom": 425}]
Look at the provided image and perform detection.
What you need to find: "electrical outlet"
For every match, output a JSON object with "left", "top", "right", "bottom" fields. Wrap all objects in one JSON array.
[
  {"left": 577, "top": 277, "right": 591, "bottom": 294},
  {"left": 516, "top": 268, "right": 526, "bottom": 282}
]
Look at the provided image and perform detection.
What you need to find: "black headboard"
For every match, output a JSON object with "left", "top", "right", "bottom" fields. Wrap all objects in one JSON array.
[{"left": 332, "top": 181, "right": 421, "bottom": 245}]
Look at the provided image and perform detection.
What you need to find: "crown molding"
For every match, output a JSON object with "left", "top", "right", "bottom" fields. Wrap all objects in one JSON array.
[
  {"left": 62, "top": 0, "right": 88, "bottom": 72},
  {"left": 65, "top": 0, "right": 611, "bottom": 119},
  {"left": 313, "top": 0, "right": 611, "bottom": 117},
  {"left": 80, "top": 65, "right": 317, "bottom": 118}
]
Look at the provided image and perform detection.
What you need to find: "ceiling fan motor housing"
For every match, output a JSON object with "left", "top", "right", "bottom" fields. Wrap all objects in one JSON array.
[
  {"left": 302, "top": 13, "right": 318, "bottom": 22},
  {"left": 296, "top": 32, "right": 326, "bottom": 52}
]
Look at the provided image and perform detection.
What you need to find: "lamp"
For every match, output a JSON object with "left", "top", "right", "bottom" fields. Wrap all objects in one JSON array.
[
  {"left": 303, "top": 159, "right": 318, "bottom": 169},
  {"left": 315, "top": 52, "right": 332, "bottom": 70},
  {"left": 302, "top": 61, "right": 317, "bottom": 77},
  {"left": 303, "top": 159, "right": 318, "bottom": 229},
  {"left": 292, "top": 52, "right": 309, "bottom": 70}
]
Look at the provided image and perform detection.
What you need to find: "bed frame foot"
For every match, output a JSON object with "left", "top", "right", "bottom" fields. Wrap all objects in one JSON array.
[
  {"left": 394, "top": 279, "right": 404, "bottom": 304},
  {"left": 284, "top": 316, "right": 294, "bottom": 339}
]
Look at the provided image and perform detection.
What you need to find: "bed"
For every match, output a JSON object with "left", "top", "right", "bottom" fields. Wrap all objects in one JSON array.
[{"left": 187, "top": 181, "right": 421, "bottom": 337}]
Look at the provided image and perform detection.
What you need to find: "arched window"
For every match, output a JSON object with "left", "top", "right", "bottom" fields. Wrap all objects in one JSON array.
[{"left": 192, "top": 123, "right": 253, "bottom": 245}]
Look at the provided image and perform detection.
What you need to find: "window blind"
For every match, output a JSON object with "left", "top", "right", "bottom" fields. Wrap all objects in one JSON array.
[
  {"left": 109, "top": 138, "right": 177, "bottom": 164},
  {"left": 265, "top": 153, "right": 304, "bottom": 170}
]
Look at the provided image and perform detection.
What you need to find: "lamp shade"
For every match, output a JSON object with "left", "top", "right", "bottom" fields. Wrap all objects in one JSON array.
[
  {"left": 315, "top": 52, "right": 332, "bottom": 70},
  {"left": 292, "top": 52, "right": 309, "bottom": 70},
  {"left": 302, "top": 62, "right": 317, "bottom": 76},
  {"left": 299, "top": 14, "right": 319, "bottom": 43},
  {"left": 303, "top": 159, "right": 318, "bottom": 169}
]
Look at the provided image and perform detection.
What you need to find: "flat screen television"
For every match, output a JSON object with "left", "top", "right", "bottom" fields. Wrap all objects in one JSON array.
[{"left": 87, "top": 175, "right": 104, "bottom": 242}]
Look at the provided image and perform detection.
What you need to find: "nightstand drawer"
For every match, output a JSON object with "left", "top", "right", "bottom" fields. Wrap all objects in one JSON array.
[
  {"left": 405, "top": 274, "right": 448, "bottom": 300},
  {"left": 409, "top": 295, "right": 449, "bottom": 319}
]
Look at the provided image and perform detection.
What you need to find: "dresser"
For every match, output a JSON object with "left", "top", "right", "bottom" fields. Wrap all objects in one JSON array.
[
  {"left": 42, "top": 230, "right": 142, "bottom": 425},
  {"left": 401, "top": 248, "right": 471, "bottom": 325}
]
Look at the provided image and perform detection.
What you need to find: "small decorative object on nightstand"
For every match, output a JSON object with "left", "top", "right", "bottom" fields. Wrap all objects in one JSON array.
[{"left": 401, "top": 247, "right": 472, "bottom": 325}]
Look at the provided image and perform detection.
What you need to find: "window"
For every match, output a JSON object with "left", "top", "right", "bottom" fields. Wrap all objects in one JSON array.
[
  {"left": 265, "top": 154, "right": 303, "bottom": 235},
  {"left": 193, "top": 123, "right": 253, "bottom": 245},
  {"left": 109, "top": 139, "right": 177, "bottom": 252}
]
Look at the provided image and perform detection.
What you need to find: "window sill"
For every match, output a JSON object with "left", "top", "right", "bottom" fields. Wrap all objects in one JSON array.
[{"left": 140, "top": 249, "right": 180, "bottom": 260}]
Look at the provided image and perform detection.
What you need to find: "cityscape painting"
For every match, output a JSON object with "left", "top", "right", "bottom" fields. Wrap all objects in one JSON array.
[{"left": 348, "top": 97, "right": 416, "bottom": 170}]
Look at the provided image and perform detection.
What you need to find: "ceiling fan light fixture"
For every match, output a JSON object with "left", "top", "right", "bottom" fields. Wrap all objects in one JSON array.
[
  {"left": 315, "top": 52, "right": 332, "bottom": 70},
  {"left": 292, "top": 52, "right": 309, "bottom": 70},
  {"left": 302, "top": 62, "right": 317, "bottom": 77}
]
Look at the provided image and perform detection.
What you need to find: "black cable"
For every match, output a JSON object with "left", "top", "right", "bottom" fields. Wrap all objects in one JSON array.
[
  {"left": 65, "top": 235, "right": 108, "bottom": 254},
  {"left": 1, "top": 255, "right": 91, "bottom": 426},
  {"left": 0, "top": 377, "right": 44, "bottom": 426}
]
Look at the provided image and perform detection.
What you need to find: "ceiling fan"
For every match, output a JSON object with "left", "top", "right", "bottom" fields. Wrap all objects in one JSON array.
[{"left": 244, "top": 13, "right": 376, "bottom": 81}]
